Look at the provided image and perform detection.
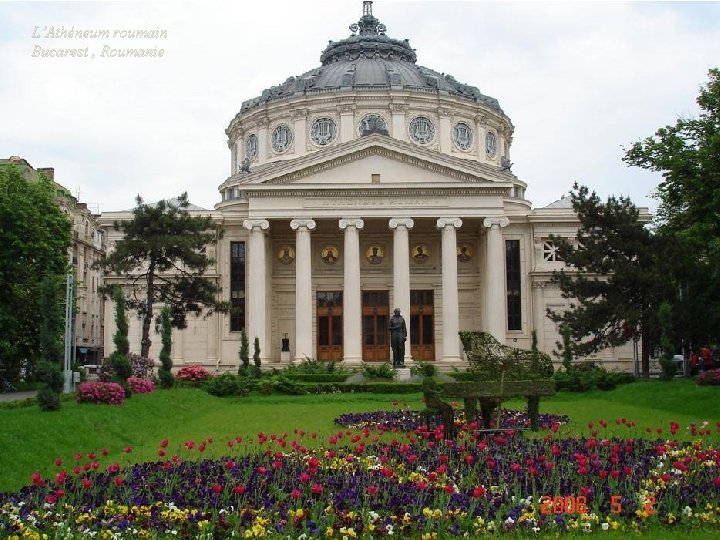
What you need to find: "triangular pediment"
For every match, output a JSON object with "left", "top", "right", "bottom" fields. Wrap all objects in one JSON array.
[{"left": 222, "top": 134, "right": 515, "bottom": 189}]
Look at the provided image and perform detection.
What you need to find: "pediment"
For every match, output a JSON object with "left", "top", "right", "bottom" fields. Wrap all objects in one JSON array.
[{"left": 225, "top": 134, "right": 514, "bottom": 189}]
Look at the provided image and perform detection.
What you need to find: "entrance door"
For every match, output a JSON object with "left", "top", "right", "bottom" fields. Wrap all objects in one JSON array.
[
  {"left": 317, "top": 291, "right": 343, "bottom": 361},
  {"left": 411, "top": 290, "right": 435, "bottom": 361},
  {"left": 362, "top": 290, "right": 390, "bottom": 362}
]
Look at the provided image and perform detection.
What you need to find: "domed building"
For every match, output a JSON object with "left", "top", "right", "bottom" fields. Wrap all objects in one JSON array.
[{"left": 102, "top": 1, "right": 635, "bottom": 371}]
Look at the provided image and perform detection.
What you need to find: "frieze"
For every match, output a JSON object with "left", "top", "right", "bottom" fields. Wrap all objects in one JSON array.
[{"left": 308, "top": 198, "right": 445, "bottom": 208}]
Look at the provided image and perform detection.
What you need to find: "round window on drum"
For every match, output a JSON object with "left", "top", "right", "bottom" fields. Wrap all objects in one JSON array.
[
  {"left": 310, "top": 117, "right": 337, "bottom": 146},
  {"left": 409, "top": 116, "right": 435, "bottom": 145},
  {"left": 271, "top": 124, "right": 293, "bottom": 153},
  {"left": 452, "top": 122, "right": 473, "bottom": 151}
]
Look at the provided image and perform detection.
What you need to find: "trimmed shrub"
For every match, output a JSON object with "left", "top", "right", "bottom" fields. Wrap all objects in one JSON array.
[
  {"left": 37, "top": 387, "right": 61, "bottom": 411},
  {"left": 206, "top": 373, "right": 249, "bottom": 397},
  {"left": 127, "top": 377, "right": 155, "bottom": 394},
  {"left": 297, "top": 382, "right": 423, "bottom": 394},
  {"left": 35, "top": 361, "right": 64, "bottom": 394},
  {"left": 696, "top": 369, "right": 720, "bottom": 386},
  {"left": 176, "top": 364, "right": 210, "bottom": 383},
  {"left": 109, "top": 352, "right": 132, "bottom": 381},
  {"left": 283, "top": 373, "right": 350, "bottom": 383},
  {"left": 362, "top": 363, "right": 395, "bottom": 380},
  {"left": 76, "top": 382, "right": 125, "bottom": 405},
  {"left": 158, "top": 306, "right": 174, "bottom": 388}
]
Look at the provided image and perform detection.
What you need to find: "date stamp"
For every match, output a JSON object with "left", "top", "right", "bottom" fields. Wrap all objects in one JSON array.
[{"left": 538, "top": 495, "right": 657, "bottom": 515}]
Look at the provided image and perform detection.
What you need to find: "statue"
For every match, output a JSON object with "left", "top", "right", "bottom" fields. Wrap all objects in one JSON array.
[
  {"left": 239, "top": 158, "right": 251, "bottom": 173},
  {"left": 389, "top": 308, "right": 407, "bottom": 368}
]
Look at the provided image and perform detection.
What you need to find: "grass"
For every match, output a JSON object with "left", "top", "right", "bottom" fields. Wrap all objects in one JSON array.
[{"left": 1, "top": 378, "right": 719, "bottom": 495}]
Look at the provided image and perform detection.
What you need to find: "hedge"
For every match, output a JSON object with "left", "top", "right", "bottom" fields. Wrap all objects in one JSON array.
[
  {"left": 283, "top": 373, "right": 351, "bottom": 383},
  {"left": 296, "top": 382, "right": 423, "bottom": 394}
]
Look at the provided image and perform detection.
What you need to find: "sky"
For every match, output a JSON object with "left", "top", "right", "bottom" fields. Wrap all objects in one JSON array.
[{"left": 1, "top": 0, "right": 718, "bottom": 214}]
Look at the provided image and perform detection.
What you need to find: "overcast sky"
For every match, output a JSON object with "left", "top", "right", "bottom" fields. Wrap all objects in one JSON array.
[{"left": 1, "top": 0, "right": 718, "bottom": 214}]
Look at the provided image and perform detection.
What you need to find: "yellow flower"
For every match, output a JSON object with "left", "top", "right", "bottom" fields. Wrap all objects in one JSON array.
[{"left": 325, "top": 527, "right": 335, "bottom": 537}]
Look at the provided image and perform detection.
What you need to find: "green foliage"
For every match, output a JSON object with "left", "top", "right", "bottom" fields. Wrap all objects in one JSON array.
[
  {"left": 158, "top": 306, "right": 174, "bottom": 388},
  {"left": 38, "top": 275, "right": 65, "bottom": 365},
  {"left": 36, "top": 387, "right": 61, "bottom": 412},
  {"left": 459, "top": 331, "right": 554, "bottom": 381},
  {"left": 97, "top": 193, "right": 227, "bottom": 358},
  {"left": 283, "top": 357, "right": 343, "bottom": 375},
  {"left": 553, "top": 364, "right": 634, "bottom": 392},
  {"left": 0, "top": 165, "right": 71, "bottom": 382},
  {"left": 414, "top": 362, "right": 436, "bottom": 378},
  {"left": 362, "top": 363, "right": 395, "bottom": 380},
  {"left": 112, "top": 286, "right": 129, "bottom": 356},
  {"left": 658, "top": 302, "right": 677, "bottom": 380},
  {"left": 252, "top": 337, "right": 261, "bottom": 377},
  {"left": 206, "top": 373, "right": 249, "bottom": 397},
  {"left": 238, "top": 329, "right": 250, "bottom": 376},
  {"left": 109, "top": 352, "right": 132, "bottom": 382},
  {"left": 548, "top": 184, "right": 665, "bottom": 368},
  {"left": 282, "top": 373, "right": 350, "bottom": 383},
  {"left": 559, "top": 324, "right": 574, "bottom": 371},
  {"left": 35, "top": 361, "right": 64, "bottom": 394},
  {"left": 297, "top": 382, "right": 423, "bottom": 394},
  {"left": 624, "top": 69, "right": 720, "bottom": 349}
]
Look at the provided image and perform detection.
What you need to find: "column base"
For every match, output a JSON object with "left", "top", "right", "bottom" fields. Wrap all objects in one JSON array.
[
  {"left": 437, "top": 356, "right": 467, "bottom": 369},
  {"left": 341, "top": 356, "right": 363, "bottom": 367}
]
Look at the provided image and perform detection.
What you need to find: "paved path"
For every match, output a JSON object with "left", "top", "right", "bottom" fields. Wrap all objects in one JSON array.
[{"left": 0, "top": 391, "right": 38, "bottom": 403}]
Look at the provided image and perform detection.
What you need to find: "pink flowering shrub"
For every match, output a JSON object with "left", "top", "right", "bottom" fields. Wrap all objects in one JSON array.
[
  {"left": 127, "top": 377, "right": 156, "bottom": 394},
  {"left": 76, "top": 382, "right": 125, "bottom": 405},
  {"left": 696, "top": 368, "right": 720, "bottom": 386},
  {"left": 176, "top": 364, "right": 210, "bottom": 382}
]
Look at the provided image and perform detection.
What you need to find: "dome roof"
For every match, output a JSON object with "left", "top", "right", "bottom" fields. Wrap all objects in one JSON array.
[{"left": 239, "top": 1, "right": 502, "bottom": 114}]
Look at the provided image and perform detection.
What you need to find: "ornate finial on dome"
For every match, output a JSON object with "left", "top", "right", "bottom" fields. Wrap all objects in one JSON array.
[{"left": 349, "top": 1, "right": 386, "bottom": 36}]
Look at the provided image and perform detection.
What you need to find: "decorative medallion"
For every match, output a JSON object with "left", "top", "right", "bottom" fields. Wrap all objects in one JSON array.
[
  {"left": 310, "top": 117, "right": 337, "bottom": 146},
  {"left": 485, "top": 130, "right": 497, "bottom": 158},
  {"left": 277, "top": 245, "right": 295, "bottom": 265},
  {"left": 321, "top": 246, "right": 339, "bottom": 265},
  {"left": 412, "top": 244, "right": 429, "bottom": 263},
  {"left": 271, "top": 124, "right": 293, "bottom": 153},
  {"left": 408, "top": 116, "right": 435, "bottom": 145},
  {"left": 365, "top": 245, "right": 385, "bottom": 265},
  {"left": 452, "top": 122, "right": 473, "bottom": 151},
  {"left": 457, "top": 243, "right": 474, "bottom": 263},
  {"left": 359, "top": 113, "right": 388, "bottom": 136},
  {"left": 245, "top": 134, "right": 258, "bottom": 161}
]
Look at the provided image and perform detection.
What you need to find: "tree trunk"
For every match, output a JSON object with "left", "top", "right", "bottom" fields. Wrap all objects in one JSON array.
[
  {"left": 140, "top": 261, "right": 155, "bottom": 358},
  {"left": 641, "top": 327, "right": 650, "bottom": 379}
]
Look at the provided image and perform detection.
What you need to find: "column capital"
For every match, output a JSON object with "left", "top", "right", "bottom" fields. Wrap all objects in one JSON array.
[
  {"left": 243, "top": 219, "right": 270, "bottom": 231},
  {"left": 483, "top": 217, "right": 510, "bottom": 229},
  {"left": 290, "top": 219, "right": 316, "bottom": 231},
  {"left": 339, "top": 218, "right": 364, "bottom": 230},
  {"left": 436, "top": 217, "right": 463, "bottom": 230},
  {"left": 388, "top": 218, "right": 414, "bottom": 230}
]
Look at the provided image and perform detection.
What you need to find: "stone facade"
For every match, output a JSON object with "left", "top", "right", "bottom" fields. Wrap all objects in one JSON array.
[{"left": 99, "top": 2, "right": 636, "bottom": 372}]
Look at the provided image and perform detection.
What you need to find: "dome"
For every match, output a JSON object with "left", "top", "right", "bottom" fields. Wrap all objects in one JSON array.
[{"left": 239, "top": 1, "right": 502, "bottom": 114}]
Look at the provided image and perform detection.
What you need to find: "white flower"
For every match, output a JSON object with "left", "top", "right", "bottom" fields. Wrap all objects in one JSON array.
[
  {"left": 683, "top": 506, "right": 693, "bottom": 517},
  {"left": 505, "top": 517, "right": 515, "bottom": 525},
  {"left": 601, "top": 523, "right": 609, "bottom": 531}
]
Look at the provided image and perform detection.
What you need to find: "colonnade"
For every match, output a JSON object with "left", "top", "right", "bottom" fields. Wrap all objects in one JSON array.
[{"left": 242, "top": 216, "right": 509, "bottom": 364}]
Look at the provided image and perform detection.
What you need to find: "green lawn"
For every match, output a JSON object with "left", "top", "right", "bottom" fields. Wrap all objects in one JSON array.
[{"left": 1, "top": 379, "right": 718, "bottom": 494}]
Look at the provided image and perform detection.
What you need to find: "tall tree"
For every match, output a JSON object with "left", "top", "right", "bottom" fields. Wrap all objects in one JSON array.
[
  {"left": 548, "top": 183, "right": 668, "bottom": 376},
  {"left": 98, "top": 193, "right": 226, "bottom": 358},
  {"left": 0, "top": 166, "right": 71, "bottom": 381},
  {"left": 624, "top": 68, "right": 720, "bottom": 342}
]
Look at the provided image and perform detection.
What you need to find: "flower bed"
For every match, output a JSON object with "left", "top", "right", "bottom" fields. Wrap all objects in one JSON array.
[
  {"left": 127, "top": 377, "right": 155, "bottom": 394},
  {"left": 2, "top": 419, "right": 720, "bottom": 538},
  {"left": 75, "top": 382, "right": 125, "bottom": 405}
]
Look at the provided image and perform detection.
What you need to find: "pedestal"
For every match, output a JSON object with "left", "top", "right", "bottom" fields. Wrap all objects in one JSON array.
[{"left": 395, "top": 368, "right": 412, "bottom": 382}]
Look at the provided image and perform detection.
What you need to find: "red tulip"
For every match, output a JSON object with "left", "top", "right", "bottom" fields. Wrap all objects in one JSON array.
[
  {"left": 472, "top": 486, "right": 486, "bottom": 498},
  {"left": 290, "top": 488, "right": 301, "bottom": 499},
  {"left": 212, "top": 483, "right": 222, "bottom": 494},
  {"left": 54, "top": 458, "right": 63, "bottom": 467},
  {"left": 367, "top": 485, "right": 379, "bottom": 495},
  {"left": 233, "top": 484, "right": 246, "bottom": 495},
  {"left": 82, "top": 478, "right": 93, "bottom": 489}
]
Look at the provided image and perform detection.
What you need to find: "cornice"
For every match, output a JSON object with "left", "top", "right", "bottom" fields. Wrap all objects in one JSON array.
[{"left": 244, "top": 185, "right": 510, "bottom": 198}]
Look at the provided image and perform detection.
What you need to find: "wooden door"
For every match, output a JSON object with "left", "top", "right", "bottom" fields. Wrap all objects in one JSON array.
[
  {"left": 317, "top": 291, "right": 343, "bottom": 361},
  {"left": 362, "top": 290, "right": 390, "bottom": 362},
  {"left": 410, "top": 290, "right": 435, "bottom": 361}
]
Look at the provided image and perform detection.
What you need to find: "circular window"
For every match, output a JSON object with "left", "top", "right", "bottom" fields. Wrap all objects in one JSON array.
[
  {"left": 408, "top": 116, "right": 435, "bottom": 145},
  {"left": 245, "top": 134, "right": 258, "bottom": 160},
  {"left": 359, "top": 113, "right": 388, "bottom": 135},
  {"left": 485, "top": 131, "right": 497, "bottom": 158},
  {"left": 452, "top": 122, "right": 473, "bottom": 151},
  {"left": 271, "top": 124, "right": 293, "bottom": 153},
  {"left": 310, "top": 117, "right": 337, "bottom": 146}
]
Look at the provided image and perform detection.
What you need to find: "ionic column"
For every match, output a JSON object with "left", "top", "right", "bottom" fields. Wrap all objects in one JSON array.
[
  {"left": 389, "top": 218, "right": 414, "bottom": 364},
  {"left": 532, "top": 281, "right": 546, "bottom": 353},
  {"left": 483, "top": 217, "right": 510, "bottom": 342},
  {"left": 436, "top": 217, "right": 463, "bottom": 363},
  {"left": 339, "top": 218, "right": 364, "bottom": 365},
  {"left": 243, "top": 219, "right": 270, "bottom": 362},
  {"left": 290, "top": 219, "right": 316, "bottom": 362}
]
